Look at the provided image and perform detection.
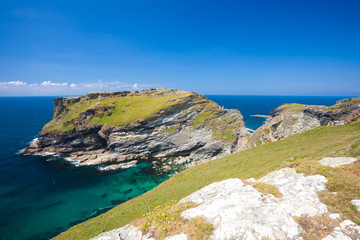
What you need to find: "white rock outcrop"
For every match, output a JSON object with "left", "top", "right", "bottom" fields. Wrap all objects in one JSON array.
[
  {"left": 90, "top": 167, "right": 360, "bottom": 240},
  {"left": 90, "top": 225, "right": 188, "bottom": 240},
  {"left": 90, "top": 224, "right": 154, "bottom": 240},
  {"left": 322, "top": 220, "right": 360, "bottom": 240},
  {"left": 180, "top": 168, "right": 328, "bottom": 240},
  {"left": 319, "top": 157, "right": 357, "bottom": 168},
  {"left": 164, "top": 233, "right": 187, "bottom": 240},
  {"left": 259, "top": 168, "right": 328, "bottom": 217},
  {"left": 329, "top": 213, "right": 342, "bottom": 221},
  {"left": 351, "top": 200, "right": 360, "bottom": 213}
]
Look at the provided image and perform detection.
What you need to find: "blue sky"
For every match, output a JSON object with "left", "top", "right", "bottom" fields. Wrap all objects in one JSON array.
[{"left": 0, "top": 0, "right": 359, "bottom": 96}]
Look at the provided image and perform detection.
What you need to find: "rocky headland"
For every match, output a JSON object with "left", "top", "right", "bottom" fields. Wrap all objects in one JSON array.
[
  {"left": 22, "top": 89, "right": 250, "bottom": 170},
  {"left": 249, "top": 97, "right": 360, "bottom": 146}
]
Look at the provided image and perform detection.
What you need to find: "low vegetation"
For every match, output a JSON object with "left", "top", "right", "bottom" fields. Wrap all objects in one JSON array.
[
  {"left": 43, "top": 91, "right": 192, "bottom": 132},
  {"left": 295, "top": 215, "right": 340, "bottom": 239},
  {"left": 278, "top": 97, "right": 360, "bottom": 113},
  {"left": 244, "top": 181, "right": 283, "bottom": 198},
  {"left": 54, "top": 121, "right": 360, "bottom": 240},
  {"left": 132, "top": 202, "right": 212, "bottom": 240},
  {"left": 278, "top": 103, "right": 314, "bottom": 112},
  {"left": 288, "top": 158, "right": 360, "bottom": 225},
  {"left": 191, "top": 103, "right": 242, "bottom": 142}
]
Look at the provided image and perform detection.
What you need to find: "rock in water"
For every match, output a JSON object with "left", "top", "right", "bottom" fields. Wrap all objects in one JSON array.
[
  {"left": 21, "top": 89, "right": 250, "bottom": 168},
  {"left": 250, "top": 97, "right": 360, "bottom": 146}
]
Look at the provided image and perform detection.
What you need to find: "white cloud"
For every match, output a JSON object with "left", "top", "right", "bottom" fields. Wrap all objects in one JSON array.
[
  {"left": 0, "top": 80, "right": 27, "bottom": 86},
  {"left": 40, "top": 81, "right": 68, "bottom": 87},
  {"left": 0, "top": 80, "right": 160, "bottom": 96}
]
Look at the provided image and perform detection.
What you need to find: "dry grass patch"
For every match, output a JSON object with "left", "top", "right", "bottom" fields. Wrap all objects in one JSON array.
[
  {"left": 244, "top": 181, "right": 283, "bottom": 198},
  {"left": 295, "top": 215, "right": 340, "bottom": 239},
  {"left": 289, "top": 158, "right": 360, "bottom": 225},
  {"left": 132, "top": 202, "right": 213, "bottom": 240}
]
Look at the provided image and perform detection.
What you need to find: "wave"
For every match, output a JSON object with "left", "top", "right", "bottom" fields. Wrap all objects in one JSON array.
[
  {"left": 89, "top": 205, "right": 114, "bottom": 217},
  {"left": 33, "top": 152, "right": 60, "bottom": 157},
  {"left": 29, "top": 137, "right": 38, "bottom": 145},
  {"left": 64, "top": 157, "right": 81, "bottom": 167},
  {"left": 97, "top": 164, "right": 136, "bottom": 172}
]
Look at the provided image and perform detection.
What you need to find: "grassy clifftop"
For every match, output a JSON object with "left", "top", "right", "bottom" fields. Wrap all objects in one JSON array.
[
  {"left": 53, "top": 121, "right": 360, "bottom": 240},
  {"left": 40, "top": 89, "right": 246, "bottom": 146},
  {"left": 276, "top": 97, "right": 360, "bottom": 113},
  {"left": 43, "top": 89, "right": 196, "bottom": 132}
]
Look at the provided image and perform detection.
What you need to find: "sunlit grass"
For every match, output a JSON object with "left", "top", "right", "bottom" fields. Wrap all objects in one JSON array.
[{"left": 54, "top": 121, "right": 360, "bottom": 240}]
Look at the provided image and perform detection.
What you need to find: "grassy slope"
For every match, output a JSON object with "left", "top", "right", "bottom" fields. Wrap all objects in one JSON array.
[
  {"left": 43, "top": 91, "right": 192, "bottom": 132},
  {"left": 278, "top": 97, "right": 360, "bottom": 112},
  {"left": 54, "top": 121, "right": 360, "bottom": 240}
]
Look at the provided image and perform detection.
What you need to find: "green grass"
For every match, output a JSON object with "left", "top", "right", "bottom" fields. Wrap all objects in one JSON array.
[
  {"left": 191, "top": 106, "right": 217, "bottom": 128},
  {"left": 53, "top": 121, "right": 360, "bottom": 240},
  {"left": 132, "top": 202, "right": 213, "bottom": 240},
  {"left": 91, "top": 94, "right": 190, "bottom": 127},
  {"left": 291, "top": 158, "right": 360, "bottom": 226},
  {"left": 165, "top": 124, "right": 180, "bottom": 134},
  {"left": 278, "top": 97, "right": 360, "bottom": 113},
  {"left": 278, "top": 103, "right": 311, "bottom": 111},
  {"left": 43, "top": 91, "right": 192, "bottom": 132}
]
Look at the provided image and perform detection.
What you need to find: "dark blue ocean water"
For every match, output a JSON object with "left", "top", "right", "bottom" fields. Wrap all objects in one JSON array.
[{"left": 0, "top": 95, "right": 354, "bottom": 240}]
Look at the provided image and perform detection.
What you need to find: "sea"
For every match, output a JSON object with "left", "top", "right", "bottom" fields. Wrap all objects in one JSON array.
[{"left": 0, "top": 95, "right": 354, "bottom": 240}]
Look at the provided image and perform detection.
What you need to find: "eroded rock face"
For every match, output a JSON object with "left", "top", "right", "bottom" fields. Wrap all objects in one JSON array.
[
  {"left": 250, "top": 97, "right": 360, "bottom": 146},
  {"left": 22, "top": 89, "right": 250, "bottom": 168}
]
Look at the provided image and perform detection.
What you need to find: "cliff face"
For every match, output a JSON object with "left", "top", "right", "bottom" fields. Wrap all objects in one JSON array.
[
  {"left": 22, "top": 89, "right": 250, "bottom": 168},
  {"left": 250, "top": 97, "right": 360, "bottom": 146}
]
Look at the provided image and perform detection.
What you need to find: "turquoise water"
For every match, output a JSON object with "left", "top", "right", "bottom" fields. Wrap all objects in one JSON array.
[
  {"left": 0, "top": 97, "right": 170, "bottom": 240},
  {"left": 0, "top": 95, "right": 354, "bottom": 240}
]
